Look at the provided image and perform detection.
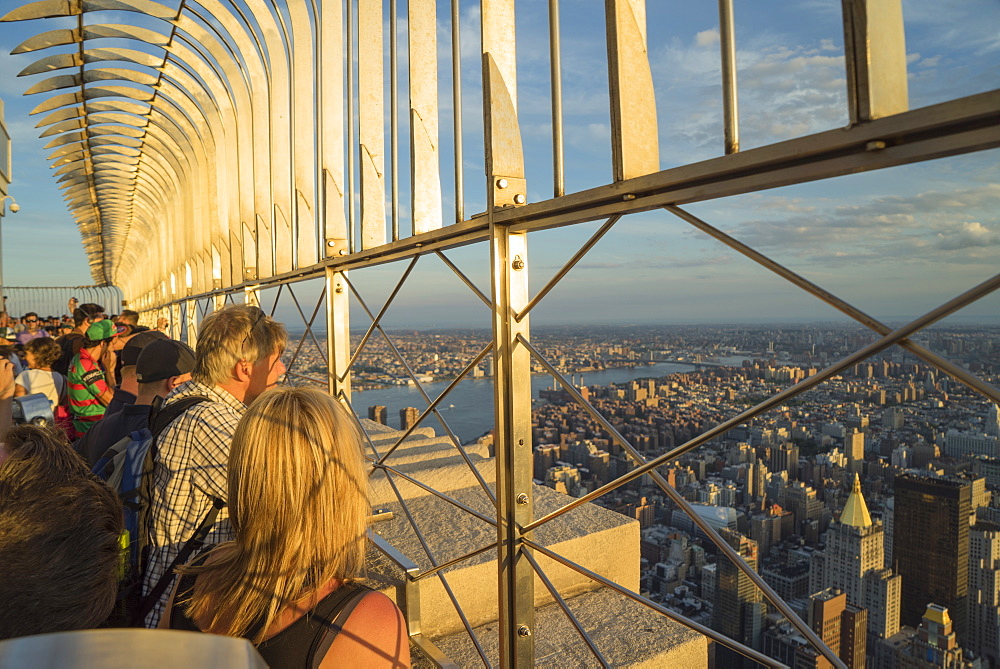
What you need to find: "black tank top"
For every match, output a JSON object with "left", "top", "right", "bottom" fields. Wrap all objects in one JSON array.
[{"left": 170, "top": 572, "right": 371, "bottom": 669}]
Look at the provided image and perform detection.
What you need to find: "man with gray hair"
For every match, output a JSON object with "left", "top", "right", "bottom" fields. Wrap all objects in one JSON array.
[{"left": 142, "top": 305, "right": 287, "bottom": 627}]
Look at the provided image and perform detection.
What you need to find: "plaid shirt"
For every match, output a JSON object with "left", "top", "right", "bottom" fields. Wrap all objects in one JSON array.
[{"left": 142, "top": 380, "right": 245, "bottom": 627}]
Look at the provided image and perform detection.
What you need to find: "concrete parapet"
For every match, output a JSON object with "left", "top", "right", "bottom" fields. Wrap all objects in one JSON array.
[
  {"left": 433, "top": 588, "right": 708, "bottom": 668},
  {"left": 361, "top": 421, "right": 707, "bottom": 665},
  {"left": 369, "top": 482, "right": 638, "bottom": 637}
]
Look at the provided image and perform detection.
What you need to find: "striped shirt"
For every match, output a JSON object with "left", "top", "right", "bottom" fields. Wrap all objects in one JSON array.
[
  {"left": 66, "top": 348, "right": 108, "bottom": 434},
  {"left": 142, "top": 380, "right": 245, "bottom": 628}
]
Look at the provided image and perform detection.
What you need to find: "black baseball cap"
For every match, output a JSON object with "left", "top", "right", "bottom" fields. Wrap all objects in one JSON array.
[
  {"left": 136, "top": 339, "right": 196, "bottom": 383},
  {"left": 121, "top": 330, "right": 169, "bottom": 367}
]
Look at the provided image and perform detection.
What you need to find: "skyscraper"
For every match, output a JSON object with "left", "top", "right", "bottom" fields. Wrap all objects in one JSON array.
[
  {"left": 968, "top": 520, "right": 1000, "bottom": 665},
  {"left": 809, "top": 589, "right": 846, "bottom": 658},
  {"left": 813, "top": 474, "right": 900, "bottom": 638},
  {"left": 713, "top": 529, "right": 766, "bottom": 667},
  {"left": 845, "top": 429, "right": 864, "bottom": 475},
  {"left": 893, "top": 472, "right": 972, "bottom": 640},
  {"left": 806, "top": 588, "right": 867, "bottom": 669}
]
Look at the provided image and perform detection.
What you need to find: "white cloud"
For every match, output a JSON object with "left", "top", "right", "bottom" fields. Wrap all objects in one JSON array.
[
  {"left": 723, "top": 182, "right": 1000, "bottom": 266},
  {"left": 695, "top": 29, "right": 719, "bottom": 48},
  {"left": 934, "top": 221, "right": 1000, "bottom": 250}
]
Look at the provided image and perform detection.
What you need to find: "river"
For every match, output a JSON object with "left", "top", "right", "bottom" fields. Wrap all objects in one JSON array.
[{"left": 352, "top": 361, "right": 713, "bottom": 443}]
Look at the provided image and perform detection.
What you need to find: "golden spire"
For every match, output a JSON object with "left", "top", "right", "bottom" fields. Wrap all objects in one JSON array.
[{"left": 840, "top": 473, "right": 872, "bottom": 528}]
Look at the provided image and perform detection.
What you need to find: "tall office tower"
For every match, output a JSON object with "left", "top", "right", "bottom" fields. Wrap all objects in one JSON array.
[
  {"left": 809, "top": 589, "right": 845, "bottom": 658},
  {"left": 770, "top": 442, "right": 799, "bottom": 479},
  {"left": 883, "top": 496, "right": 894, "bottom": 568},
  {"left": 845, "top": 429, "right": 865, "bottom": 475},
  {"left": 988, "top": 403, "right": 1000, "bottom": 437},
  {"left": 840, "top": 605, "right": 867, "bottom": 669},
  {"left": 806, "top": 589, "right": 867, "bottom": 669},
  {"left": 786, "top": 481, "right": 823, "bottom": 537},
  {"left": 864, "top": 568, "right": 902, "bottom": 639},
  {"left": 968, "top": 521, "right": 1000, "bottom": 665},
  {"left": 399, "top": 406, "right": 420, "bottom": 431},
  {"left": 713, "top": 529, "right": 766, "bottom": 667},
  {"left": 894, "top": 472, "right": 972, "bottom": 640},
  {"left": 814, "top": 474, "right": 901, "bottom": 638},
  {"left": 368, "top": 405, "right": 387, "bottom": 425}
]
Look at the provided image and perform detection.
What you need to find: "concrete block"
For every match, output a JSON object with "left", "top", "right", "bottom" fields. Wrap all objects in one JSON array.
[
  {"left": 369, "top": 483, "right": 638, "bottom": 638},
  {"left": 432, "top": 587, "right": 708, "bottom": 668}
]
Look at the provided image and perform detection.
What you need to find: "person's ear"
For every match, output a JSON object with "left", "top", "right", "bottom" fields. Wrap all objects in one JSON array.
[{"left": 233, "top": 359, "right": 252, "bottom": 383}]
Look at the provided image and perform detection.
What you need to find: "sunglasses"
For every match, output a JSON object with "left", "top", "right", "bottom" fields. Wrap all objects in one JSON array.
[
  {"left": 25, "top": 319, "right": 37, "bottom": 323},
  {"left": 242, "top": 307, "right": 267, "bottom": 349}
]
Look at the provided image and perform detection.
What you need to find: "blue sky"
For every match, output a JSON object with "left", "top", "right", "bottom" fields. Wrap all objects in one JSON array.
[{"left": 0, "top": 0, "right": 995, "bottom": 327}]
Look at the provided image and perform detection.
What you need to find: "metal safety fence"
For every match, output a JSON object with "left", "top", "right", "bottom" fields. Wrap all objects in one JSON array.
[{"left": 2, "top": 0, "right": 998, "bottom": 666}]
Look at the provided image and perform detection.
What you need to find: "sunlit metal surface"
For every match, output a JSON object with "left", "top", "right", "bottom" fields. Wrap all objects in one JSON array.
[{"left": 3, "top": 0, "right": 998, "bottom": 667}]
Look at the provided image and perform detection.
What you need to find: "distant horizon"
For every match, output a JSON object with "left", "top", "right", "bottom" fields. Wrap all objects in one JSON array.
[{"left": 277, "top": 318, "right": 1000, "bottom": 336}]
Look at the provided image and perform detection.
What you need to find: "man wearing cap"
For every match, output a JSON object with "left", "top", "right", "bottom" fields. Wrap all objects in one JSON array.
[
  {"left": 73, "top": 329, "right": 168, "bottom": 464},
  {"left": 66, "top": 319, "right": 119, "bottom": 438},
  {"left": 54, "top": 303, "right": 104, "bottom": 377},
  {"left": 105, "top": 330, "right": 169, "bottom": 416},
  {"left": 75, "top": 338, "right": 195, "bottom": 467}
]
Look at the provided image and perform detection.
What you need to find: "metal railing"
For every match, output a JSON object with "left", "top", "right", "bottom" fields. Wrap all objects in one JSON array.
[{"left": 2, "top": 0, "right": 998, "bottom": 666}]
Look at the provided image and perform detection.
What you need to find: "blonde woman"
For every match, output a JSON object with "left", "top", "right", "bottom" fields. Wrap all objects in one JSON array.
[{"left": 162, "top": 387, "right": 410, "bottom": 668}]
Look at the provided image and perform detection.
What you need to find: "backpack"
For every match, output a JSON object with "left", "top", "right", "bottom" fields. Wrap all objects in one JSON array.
[{"left": 93, "top": 395, "right": 224, "bottom": 627}]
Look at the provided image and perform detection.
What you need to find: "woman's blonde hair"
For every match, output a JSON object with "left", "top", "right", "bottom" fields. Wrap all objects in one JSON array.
[
  {"left": 193, "top": 305, "right": 287, "bottom": 386},
  {"left": 180, "top": 386, "right": 368, "bottom": 642}
]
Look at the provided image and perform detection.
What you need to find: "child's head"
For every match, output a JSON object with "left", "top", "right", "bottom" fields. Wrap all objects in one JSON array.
[{"left": 24, "top": 338, "right": 61, "bottom": 370}]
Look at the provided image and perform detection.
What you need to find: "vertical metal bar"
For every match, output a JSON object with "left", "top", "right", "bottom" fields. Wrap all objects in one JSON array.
[
  {"left": 606, "top": 0, "right": 659, "bottom": 181},
  {"left": 482, "top": 0, "right": 532, "bottom": 661},
  {"left": 718, "top": 0, "right": 739, "bottom": 154},
  {"left": 346, "top": 0, "right": 356, "bottom": 252},
  {"left": 244, "top": 285, "right": 260, "bottom": 307},
  {"left": 451, "top": 0, "right": 464, "bottom": 223},
  {"left": 320, "top": 0, "right": 348, "bottom": 258},
  {"left": 409, "top": 0, "right": 443, "bottom": 235},
  {"left": 325, "top": 266, "right": 351, "bottom": 400},
  {"left": 490, "top": 225, "right": 534, "bottom": 667},
  {"left": 841, "top": 0, "right": 909, "bottom": 123},
  {"left": 185, "top": 299, "right": 198, "bottom": 348},
  {"left": 548, "top": 0, "right": 565, "bottom": 197},
  {"left": 390, "top": 0, "right": 399, "bottom": 242},
  {"left": 169, "top": 302, "right": 181, "bottom": 341},
  {"left": 359, "top": 0, "right": 386, "bottom": 249}
]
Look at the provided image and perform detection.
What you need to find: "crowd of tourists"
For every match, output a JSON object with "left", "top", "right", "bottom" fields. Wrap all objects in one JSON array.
[{"left": 0, "top": 302, "right": 409, "bottom": 667}]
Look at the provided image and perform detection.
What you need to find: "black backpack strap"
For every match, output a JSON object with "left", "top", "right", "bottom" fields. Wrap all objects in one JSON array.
[
  {"left": 137, "top": 496, "right": 226, "bottom": 623},
  {"left": 308, "top": 584, "right": 373, "bottom": 667},
  {"left": 150, "top": 395, "right": 210, "bottom": 439},
  {"left": 133, "top": 394, "right": 217, "bottom": 625}
]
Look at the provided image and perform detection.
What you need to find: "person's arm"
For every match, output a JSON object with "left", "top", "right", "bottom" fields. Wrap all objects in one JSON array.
[
  {"left": 81, "top": 366, "right": 115, "bottom": 406},
  {"left": 14, "top": 383, "right": 26, "bottom": 397},
  {"left": 56, "top": 373, "right": 68, "bottom": 405},
  {"left": 100, "top": 346, "right": 118, "bottom": 388},
  {"left": 319, "top": 591, "right": 410, "bottom": 669},
  {"left": 0, "top": 359, "right": 14, "bottom": 438}
]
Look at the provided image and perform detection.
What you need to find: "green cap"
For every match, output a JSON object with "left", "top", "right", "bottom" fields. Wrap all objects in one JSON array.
[{"left": 85, "top": 319, "right": 122, "bottom": 342}]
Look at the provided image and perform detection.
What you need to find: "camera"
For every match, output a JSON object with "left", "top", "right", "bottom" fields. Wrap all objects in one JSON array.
[{"left": 12, "top": 394, "right": 55, "bottom": 427}]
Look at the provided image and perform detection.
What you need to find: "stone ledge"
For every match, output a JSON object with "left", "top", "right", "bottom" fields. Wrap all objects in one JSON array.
[
  {"left": 367, "top": 482, "right": 638, "bottom": 638},
  {"left": 432, "top": 587, "right": 707, "bottom": 668}
]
